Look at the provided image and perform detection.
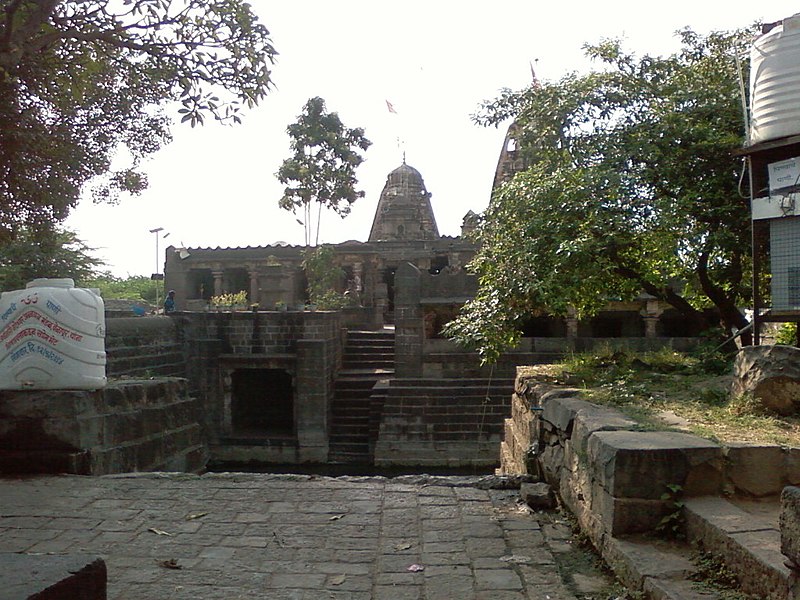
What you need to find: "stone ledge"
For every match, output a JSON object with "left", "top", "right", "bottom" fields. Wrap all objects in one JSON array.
[
  {"left": 0, "top": 553, "right": 106, "bottom": 599},
  {"left": 685, "top": 496, "right": 788, "bottom": 600}
]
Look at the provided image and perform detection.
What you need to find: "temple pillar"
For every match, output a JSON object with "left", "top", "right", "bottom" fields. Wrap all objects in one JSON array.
[{"left": 212, "top": 270, "right": 224, "bottom": 296}]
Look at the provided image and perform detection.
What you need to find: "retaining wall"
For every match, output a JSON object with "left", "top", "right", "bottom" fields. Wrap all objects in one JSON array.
[
  {"left": 501, "top": 369, "right": 800, "bottom": 541},
  {"left": 0, "top": 378, "right": 207, "bottom": 475}
]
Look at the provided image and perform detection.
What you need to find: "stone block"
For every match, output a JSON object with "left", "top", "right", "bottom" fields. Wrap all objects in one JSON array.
[
  {"left": 725, "top": 443, "right": 785, "bottom": 497},
  {"left": 782, "top": 486, "right": 800, "bottom": 566},
  {"left": 600, "top": 536, "right": 696, "bottom": 592},
  {"left": 587, "top": 430, "right": 722, "bottom": 500},
  {"left": 541, "top": 396, "right": 592, "bottom": 433},
  {"left": 571, "top": 403, "right": 637, "bottom": 456},
  {"left": 786, "top": 449, "right": 800, "bottom": 487},
  {"left": 520, "top": 482, "right": 557, "bottom": 510},
  {"left": 539, "top": 441, "right": 564, "bottom": 485},
  {"left": 590, "top": 481, "right": 669, "bottom": 535},
  {"left": 685, "top": 496, "right": 788, "bottom": 600},
  {"left": 0, "top": 553, "right": 106, "bottom": 600}
]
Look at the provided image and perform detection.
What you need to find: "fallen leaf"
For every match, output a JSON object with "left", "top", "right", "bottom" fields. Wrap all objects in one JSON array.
[
  {"left": 329, "top": 514, "right": 345, "bottom": 521},
  {"left": 407, "top": 564, "right": 425, "bottom": 572},
  {"left": 158, "top": 558, "right": 182, "bottom": 570},
  {"left": 185, "top": 512, "right": 208, "bottom": 521},
  {"left": 148, "top": 527, "right": 173, "bottom": 536},
  {"left": 330, "top": 574, "right": 346, "bottom": 585},
  {"left": 394, "top": 542, "right": 412, "bottom": 551},
  {"left": 499, "top": 554, "right": 532, "bottom": 564}
]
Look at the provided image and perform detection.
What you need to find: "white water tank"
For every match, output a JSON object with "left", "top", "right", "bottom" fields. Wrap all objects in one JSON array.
[
  {"left": 0, "top": 278, "right": 106, "bottom": 390},
  {"left": 750, "top": 14, "right": 800, "bottom": 145}
]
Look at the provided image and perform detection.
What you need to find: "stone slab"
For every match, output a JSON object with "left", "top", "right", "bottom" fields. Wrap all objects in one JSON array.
[
  {"left": 685, "top": 496, "right": 788, "bottom": 600},
  {"left": 782, "top": 486, "right": 800, "bottom": 565},
  {"left": 724, "top": 443, "right": 785, "bottom": 497},
  {"left": 643, "top": 577, "right": 722, "bottom": 600},
  {"left": 587, "top": 430, "right": 722, "bottom": 499},
  {"left": 600, "top": 536, "right": 697, "bottom": 591},
  {"left": 0, "top": 553, "right": 106, "bottom": 600}
]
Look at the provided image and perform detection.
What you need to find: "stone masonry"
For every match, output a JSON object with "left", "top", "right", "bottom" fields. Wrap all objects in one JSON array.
[{"left": 0, "top": 473, "right": 593, "bottom": 600}]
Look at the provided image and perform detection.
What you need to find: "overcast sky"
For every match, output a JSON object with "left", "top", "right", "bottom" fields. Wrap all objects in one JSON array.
[{"left": 65, "top": 1, "right": 799, "bottom": 277}]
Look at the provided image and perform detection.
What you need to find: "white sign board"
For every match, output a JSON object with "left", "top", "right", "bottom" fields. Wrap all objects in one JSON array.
[
  {"left": 752, "top": 194, "right": 800, "bottom": 220},
  {"left": 769, "top": 157, "right": 800, "bottom": 192}
]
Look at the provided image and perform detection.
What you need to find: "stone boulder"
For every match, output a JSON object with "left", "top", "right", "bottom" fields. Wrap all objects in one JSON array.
[{"left": 732, "top": 345, "right": 800, "bottom": 415}]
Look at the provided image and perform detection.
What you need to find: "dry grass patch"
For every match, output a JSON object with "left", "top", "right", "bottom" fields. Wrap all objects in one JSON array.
[{"left": 521, "top": 345, "right": 800, "bottom": 447}]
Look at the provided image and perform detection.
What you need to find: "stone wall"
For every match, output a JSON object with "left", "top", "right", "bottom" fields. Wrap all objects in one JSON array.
[
  {"left": 501, "top": 370, "right": 800, "bottom": 541},
  {"left": 106, "top": 316, "right": 185, "bottom": 378},
  {"left": 373, "top": 378, "right": 512, "bottom": 468},
  {"left": 182, "top": 310, "right": 345, "bottom": 464},
  {"left": 0, "top": 378, "right": 207, "bottom": 475}
]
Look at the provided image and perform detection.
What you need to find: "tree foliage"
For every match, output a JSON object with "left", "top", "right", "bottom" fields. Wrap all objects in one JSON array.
[
  {"left": 302, "top": 245, "right": 349, "bottom": 309},
  {"left": 277, "top": 96, "right": 371, "bottom": 246},
  {"left": 0, "top": 0, "right": 276, "bottom": 242},
  {"left": 445, "top": 28, "right": 756, "bottom": 363},
  {"left": 83, "top": 274, "right": 160, "bottom": 304},
  {"left": 0, "top": 226, "right": 102, "bottom": 291}
]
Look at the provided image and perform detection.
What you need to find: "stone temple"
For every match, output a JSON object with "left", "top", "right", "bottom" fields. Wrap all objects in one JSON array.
[
  {"left": 1, "top": 151, "right": 717, "bottom": 476},
  {"left": 164, "top": 159, "right": 474, "bottom": 324}
]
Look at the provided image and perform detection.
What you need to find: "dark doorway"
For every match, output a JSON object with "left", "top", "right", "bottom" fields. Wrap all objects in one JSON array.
[{"left": 231, "top": 369, "right": 294, "bottom": 436}]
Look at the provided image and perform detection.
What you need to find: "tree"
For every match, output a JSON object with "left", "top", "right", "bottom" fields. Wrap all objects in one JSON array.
[
  {"left": 82, "top": 273, "right": 160, "bottom": 305},
  {"left": 445, "top": 28, "right": 756, "bottom": 364},
  {"left": 277, "top": 96, "right": 371, "bottom": 246},
  {"left": 0, "top": 226, "right": 102, "bottom": 291},
  {"left": 302, "top": 245, "right": 349, "bottom": 309},
  {"left": 0, "top": 0, "right": 276, "bottom": 243}
]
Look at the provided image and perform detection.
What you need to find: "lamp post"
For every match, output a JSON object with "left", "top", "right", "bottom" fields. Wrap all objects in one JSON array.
[{"left": 149, "top": 227, "right": 167, "bottom": 311}]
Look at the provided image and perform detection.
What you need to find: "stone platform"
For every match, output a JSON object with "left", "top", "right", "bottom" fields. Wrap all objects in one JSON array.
[{"left": 0, "top": 473, "right": 616, "bottom": 600}]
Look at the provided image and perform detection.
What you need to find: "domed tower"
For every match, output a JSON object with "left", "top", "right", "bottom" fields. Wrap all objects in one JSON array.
[{"left": 368, "top": 161, "right": 440, "bottom": 242}]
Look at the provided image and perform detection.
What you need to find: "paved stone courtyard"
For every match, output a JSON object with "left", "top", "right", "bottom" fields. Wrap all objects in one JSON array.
[{"left": 0, "top": 472, "right": 613, "bottom": 599}]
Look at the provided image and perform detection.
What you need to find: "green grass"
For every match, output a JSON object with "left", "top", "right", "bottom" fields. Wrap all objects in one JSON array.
[{"left": 530, "top": 344, "right": 800, "bottom": 446}]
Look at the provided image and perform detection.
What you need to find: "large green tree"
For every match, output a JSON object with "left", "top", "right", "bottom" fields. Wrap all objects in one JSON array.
[
  {"left": 0, "top": 226, "right": 101, "bottom": 291},
  {"left": 445, "top": 28, "right": 755, "bottom": 363},
  {"left": 277, "top": 96, "right": 371, "bottom": 246},
  {"left": 0, "top": 0, "right": 276, "bottom": 243}
]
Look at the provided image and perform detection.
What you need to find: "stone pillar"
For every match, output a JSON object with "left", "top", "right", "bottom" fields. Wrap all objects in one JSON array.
[
  {"left": 394, "top": 262, "right": 423, "bottom": 378},
  {"left": 248, "top": 268, "right": 259, "bottom": 305},
  {"left": 640, "top": 299, "right": 664, "bottom": 338},
  {"left": 212, "top": 270, "right": 224, "bottom": 296},
  {"left": 565, "top": 306, "right": 579, "bottom": 339},
  {"left": 295, "top": 339, "right": 329, "bottom": 462}
]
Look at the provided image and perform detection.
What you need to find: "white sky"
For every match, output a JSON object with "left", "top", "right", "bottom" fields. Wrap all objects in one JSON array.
[{"left": 65, "top": 1, "right": 799, "bottom": 277}]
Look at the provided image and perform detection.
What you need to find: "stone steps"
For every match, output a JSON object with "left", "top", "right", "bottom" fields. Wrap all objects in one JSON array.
[
  {"left": 683, "top": 496, "right": 787, "bottom": 600},
  {"left": 329, "top": 329, "right": 395, "bottom": 464}
]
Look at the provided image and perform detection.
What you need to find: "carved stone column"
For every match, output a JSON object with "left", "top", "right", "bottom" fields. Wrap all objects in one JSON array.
[
  {"left": 212, "top": 270, "right": 224, "bottom": 296},
  {"left": 640, "top": 299, "right": 664, "bottom": 338},
  {"left": 248, "top": 268, "right": 259, "bottom": 305}
]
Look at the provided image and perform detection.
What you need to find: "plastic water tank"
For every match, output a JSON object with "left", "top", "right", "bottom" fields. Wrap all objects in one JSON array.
[
  {"left": 0, "top": 278, "right": 106, "bottom": 390},
  {"left": 750, "top": 14, "right": 800, "bottom": 144}
]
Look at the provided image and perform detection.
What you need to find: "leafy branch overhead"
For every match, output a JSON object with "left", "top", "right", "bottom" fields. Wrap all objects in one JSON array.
[
  {"left": 277, "top": 97, "right": 371, "bottom": 246},
  {"left": 0, "top": 0, "right": 277, "bottom": 242},
  {"left": 445, "top": 28, "right": 757, "bottom": 364}
]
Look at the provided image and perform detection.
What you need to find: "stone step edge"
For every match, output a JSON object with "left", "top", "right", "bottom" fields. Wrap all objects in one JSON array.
[
  {"left": 600, "top": 535, "right": 722, "bottom": 600},
  {"left": 682, "top": 496, "right": 789, "bottom": 600}
]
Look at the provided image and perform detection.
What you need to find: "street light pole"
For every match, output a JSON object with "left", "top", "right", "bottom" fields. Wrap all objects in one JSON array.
[{"left": 149, "top": 227, "right": 164, "bottom": 311}]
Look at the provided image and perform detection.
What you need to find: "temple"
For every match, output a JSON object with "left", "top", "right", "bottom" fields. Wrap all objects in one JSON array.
[{"left": 164, "top": 160, "right": 476, "bottom": 325}]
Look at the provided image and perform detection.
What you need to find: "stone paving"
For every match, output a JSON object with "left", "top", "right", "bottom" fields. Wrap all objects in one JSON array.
[{"left": 0, "top": 473, "right": 602, "bottom": 599}]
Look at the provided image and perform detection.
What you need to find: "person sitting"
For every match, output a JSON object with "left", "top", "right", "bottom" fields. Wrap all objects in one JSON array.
[{"left": 164, "top": 290, "right": 176, "bottom": 314}]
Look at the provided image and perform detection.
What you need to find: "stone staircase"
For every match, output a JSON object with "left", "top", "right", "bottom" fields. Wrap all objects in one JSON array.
[{"left": 328, "top": 330, "right": 394, "bottom": 464}]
